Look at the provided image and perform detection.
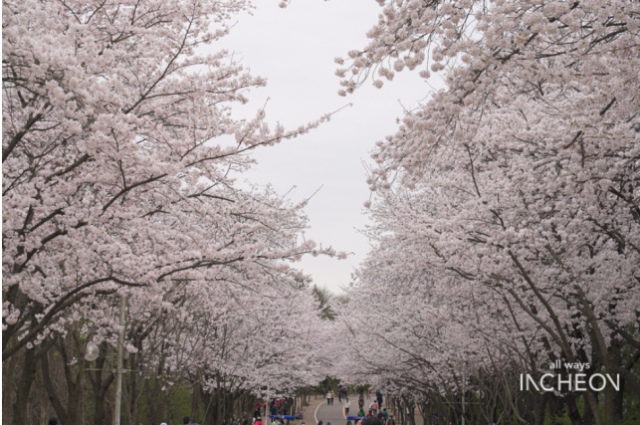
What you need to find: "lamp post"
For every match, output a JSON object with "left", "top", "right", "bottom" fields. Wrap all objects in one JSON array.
[
  {"left": 113, "top": 295, "right": 126, "bottom": 425},
  {"left": 461, "top": 370, "right": 465, "bottom": 425}
]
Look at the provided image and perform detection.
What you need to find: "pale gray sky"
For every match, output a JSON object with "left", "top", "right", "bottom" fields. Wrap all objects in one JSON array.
[{"left": 212, "top": 0, "right": 431, "bottom": 293}]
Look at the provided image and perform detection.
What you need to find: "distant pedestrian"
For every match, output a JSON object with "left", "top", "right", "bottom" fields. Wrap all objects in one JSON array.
[
  {"left": 344, "top": 397, "right": 351, "bottom": 415},
  {"left": 331, "top": 391, "right": 335, "bottom": 405},
  {"left": 326, "top": 390, "right": 332, "bottom": 405},
  {"left": 358, "top": 395, "right": 364, "bottom": 410},
  {"left": 376, "top": 391, "right": 382, "bottom": 408},
  {"left": 184, "top": 416, "right": 201, "bottom": 425},
  {"left": 367, "top": 389, "right": 371, "bottom": 399}
]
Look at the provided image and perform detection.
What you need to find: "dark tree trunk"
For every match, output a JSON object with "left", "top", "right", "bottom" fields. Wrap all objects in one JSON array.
[
  {"left": 13, "top": 346, "right": 37, "bottom": 425},
  {"left": 40, "top": 336, "right": 84, "bottom": 425},
  {"left": 582, "top": 391, "right": 597, "bottom": 425},
  {"left": 41, "top": 350, "right": 70, "bottom": 425},
  {"left": 192, "top": 380, "right": 202, "bottom": 422},
  {"left": 607, "top": 340, "right": 624, "bottom": 425},
  {"left": 564, "top": 395, "right": 583, "bottom": 425},
  {"left": 145, "top": 378, "right": 160, "bottom": 425}
]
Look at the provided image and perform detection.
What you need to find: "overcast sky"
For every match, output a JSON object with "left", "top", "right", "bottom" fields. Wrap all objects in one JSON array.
[{"left": 210, "top": 0, "right": 432, "bottom": 294}]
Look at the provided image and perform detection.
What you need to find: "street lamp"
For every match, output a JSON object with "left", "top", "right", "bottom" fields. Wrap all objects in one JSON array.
[
  {"left": 85, "top": 341, "right": 100, "bottom": 361},
  {"left": 113, "top": 295, "right": 126, "bottom": 425}
]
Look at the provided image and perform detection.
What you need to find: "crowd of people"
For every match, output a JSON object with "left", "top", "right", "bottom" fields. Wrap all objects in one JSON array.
[
  {"left": 320, "top": 387, "right": 400, "bottom": 425},
  {"left": 130, "top": 397, "right": 296, "bottom": 425},
  {"left": 75, "top": 386, "right": 403, "bottom": 425},
  {"left": 318, "top": 389, "right": 394, "bottom": 425}
]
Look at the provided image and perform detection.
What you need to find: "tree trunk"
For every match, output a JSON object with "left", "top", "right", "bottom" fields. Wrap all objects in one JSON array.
[
  {"left": 564, "top": 395, "right": 584, "bottom": 425},
  {"left": 605, "top": 339, "right": 623, "bottom": 425},
  {"left": 192, "top": 380, "right": 202, "bottom": 422},
  {"left": 12, "top": 345, "right": 37, "bottom": 425},
  {"left": 36, "top": 367, "right": 49, "bottom": 425},
  {"left": 41, "top": 350, "right": 70, "bottom": 425}
]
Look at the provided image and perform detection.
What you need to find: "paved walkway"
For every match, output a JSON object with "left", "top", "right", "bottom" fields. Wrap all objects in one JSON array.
[
  {"left": 312, "top": 394, "right": 391, "bottom": 425},
  {"left": 272, "top": 393, "right": 424, "bottom": 425},
  {"left": 314, "top": 397, "right": 345, "bottom": 425}
]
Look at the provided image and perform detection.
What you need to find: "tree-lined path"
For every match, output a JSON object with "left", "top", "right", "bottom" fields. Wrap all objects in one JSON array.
[
  {"left": 314, "top": 397, "right": 346, "bottom": 425},
  {"left": 3, "top": 0, "right": 639, "bottom": 424}
]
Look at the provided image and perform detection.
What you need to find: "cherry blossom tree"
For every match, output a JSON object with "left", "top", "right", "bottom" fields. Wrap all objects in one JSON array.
[
  {"left": 335, "top": 1, "right": 640, "bottom": 424},
  {"left": 3, "top": 0, "right": 340, "bottom": 423}
]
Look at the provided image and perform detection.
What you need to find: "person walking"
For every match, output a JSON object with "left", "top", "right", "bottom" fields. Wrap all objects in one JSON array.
[
  {"left": 376, "top": 391, "right": 383, "bottom": 408},
  {"left": 387, "top": 416, "right": 396, "bottom": 425},
  {"left": 184, "top": 416, "right": 201, "bottom": 425},
  {"left": 344, "top": 397, "right": 351, "bottom": 415},
  {"left": 377, "top": 410, "right": 386, "bottom": 425},
  {"left": 326, "top": 390, "right": 332, "bottom": 405},
  {"left": 370, "top": 401, "right": 378, "bottom": 415},
  {"left": 367, "top": 389, "right": 371, "bottom": 399},
  {"left": 358, "top": 395, "right": 365, "bottom": 411},
  {"left": 382, "top": 409, "right": 389, "bottom": 423},
  {"left": 330, "top": 390, "right": 335, "bottom": 405}
]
